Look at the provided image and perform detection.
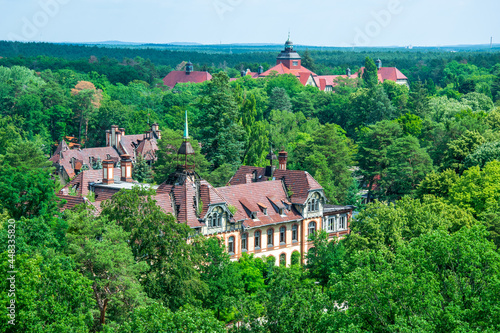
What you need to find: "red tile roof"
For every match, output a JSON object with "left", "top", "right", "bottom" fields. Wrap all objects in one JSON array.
[
  {"left": 60, "top": 168, "right": 121, "bottom": 197},
  {"left": 50, "top": 145, "right": 120, "bottom": 178},
  {"left": 216, "top": 180, "right": 302, "bottom": 228},
  {"left": 356, "top": 67, "right": 408, "bottom": 83},
  {"left": 228, "top": 166, "right": 323, "bottom": 205},
  {"left": 56, "top": 194, "right": 86, "bottom": 211},
  {"left": 260, "top": 63, "right": 317, "bottom": 78},
  {"left": 162, "top": 71, "right": 212, "bottom": 89}
]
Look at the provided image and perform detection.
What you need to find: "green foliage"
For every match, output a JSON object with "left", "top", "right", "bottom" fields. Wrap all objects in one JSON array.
[
  {"left": 328, "top": 226, "right": 500, "bottom": 332},
  {"left": 362, "top": 57, "right": 378, "bottom": 88},
  {"left": 442, "top": 130, "right": 485, "bottom": 173},
  {"left": 116, "top": 302, "right": 225, "bottom": 333},
  {"left": 132, "top": 154, "right": 153, "bottom": 183},
  {"left": 344, "top": 196, "right": 476, "bottom": 253},
  {"left": 101, "top": 186, "right": 207, "bottom": 311},
  {"left": 464, "top": 140, "right": 500, "bottom": 169},
  {"left": 153, "top": 128, "right": 209, "bottom": 184},
  {"left": 0, "top": 253, "right": 95, "bottom": 333},
  {"left": 296, "top": 123, "right": 355, "bottom": 204},
  {"left": 305, "top": 230, "right": 345, "bottom": 287},
  {"left": 65, "top": 205, "right": 148, "bottom": 326},
  {"left": 416, "top": 168, "right": 459, "bottom": 200},
  {"left": 197, "top": 71, "right": 247, "bottom": 170}
]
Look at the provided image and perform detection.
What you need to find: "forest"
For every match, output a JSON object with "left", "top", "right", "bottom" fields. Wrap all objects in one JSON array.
[{"left": 1, "top": 41, "right": 500, "bottom": 332}]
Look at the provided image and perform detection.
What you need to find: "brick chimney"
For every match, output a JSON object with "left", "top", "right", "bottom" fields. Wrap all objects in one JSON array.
[
  {"left": 102, "top": 160, "right": 114, "bottom": 185},
  {"left": 119, "top": 128, "right": 125, "bottom": 136},
  {"left": 110, "top": 125, "right": 118, "bottom": 147},
  {"left": 105, "top": 130, "right": 111, "bottom": 146},
  {"left": 120, "top": 154, "right": 133, "bottom": 182},
  {"left": 278, "top": 150, "right": 288, "bottom": 170}
]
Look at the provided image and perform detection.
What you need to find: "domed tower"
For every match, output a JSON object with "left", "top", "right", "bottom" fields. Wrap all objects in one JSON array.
[
  {"left": 276, "top": 35, "right": 301, "bottom": 70},
  {"left": 185, "top": 61, "right": 194, "bottom": 75}
]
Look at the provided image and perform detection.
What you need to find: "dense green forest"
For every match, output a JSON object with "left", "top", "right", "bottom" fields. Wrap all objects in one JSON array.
[{"left": 1, "top": 42, "right": 500, "bottom": 332}]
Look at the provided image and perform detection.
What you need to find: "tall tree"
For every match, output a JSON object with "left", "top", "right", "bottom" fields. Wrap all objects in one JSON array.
[
  {"left": 362, "top": 57, "right": 379, "bottom": 89},
  {"left": 197, "top": 72, "right": 247, "bottom": 170},
  {"left": 65, "top": 205, "right": 148, "bottom": 326}
]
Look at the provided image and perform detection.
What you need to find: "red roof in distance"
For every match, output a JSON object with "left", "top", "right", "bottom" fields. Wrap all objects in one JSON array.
[{"left": 162, "top": 71, "right": 212, "bottom": 89}]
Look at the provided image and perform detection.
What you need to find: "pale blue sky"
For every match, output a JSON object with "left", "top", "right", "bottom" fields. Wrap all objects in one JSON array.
[{"left": 1, "top": 0, "right": 499, "bottom": 46}]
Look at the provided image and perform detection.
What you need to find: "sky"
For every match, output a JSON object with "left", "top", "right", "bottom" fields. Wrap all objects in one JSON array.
[{"left": 0, "top": 0, "right": 499, "bottom": 47}]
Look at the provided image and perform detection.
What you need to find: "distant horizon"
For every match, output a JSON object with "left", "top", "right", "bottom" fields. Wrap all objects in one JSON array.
[
  {"left": 3, "top": 39, "right": 500, "bottom": 49},
  {"left": 1, "top": 0, "right": 499, "bottom": 49}
]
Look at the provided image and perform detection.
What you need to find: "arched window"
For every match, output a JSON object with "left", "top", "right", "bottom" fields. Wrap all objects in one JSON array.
[
  {"left": 308, "top": 193, "right": 321, "bottom": 212},
  {"left": 314, "top": 198, "right": 319, "bottom": 211},
  {"left": 280, "top": 226, "right": 286, "bottom": 244},
  {"left": 292, "top": 224, "right": 298, "bottom": 242},
  {"left": 255, "top": 231, "right": 261, "bottom": 249},
  {"left": 308, "top": 221, "right": 316, "bottom": 236},
  {"left": 279, "top": 253, "right": 286, "bottom": 266},
  {"left": 241, "top": 233, "right": 248, "bottom": 251},
  {"left": 267, "top": 228, "right": 274, "bottom": 247},
  {"left": 228, "top": 236, "right": 235, "bottom": 254}
]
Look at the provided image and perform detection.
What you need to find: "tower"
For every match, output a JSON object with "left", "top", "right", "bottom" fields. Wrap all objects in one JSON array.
[
  {"left": 185, "top": 61, "right": 193, "bottom": 75},
  {"left": 276, "top": 36, "right": 302, "bottom": 69}
]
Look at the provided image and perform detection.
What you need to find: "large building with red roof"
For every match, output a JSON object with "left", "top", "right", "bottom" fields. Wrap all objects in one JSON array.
[
  {"left": 162, "top": 61, "right": 212, "bottom": 89},
  {"left": 50, "top": 123, "right": 161, "bottom": 182},
  {"left": 55, "top": 122, "right": 354, "bottom": 266},
  {"left": 235, "top": 39, "right": 408, "bottom": 92}
]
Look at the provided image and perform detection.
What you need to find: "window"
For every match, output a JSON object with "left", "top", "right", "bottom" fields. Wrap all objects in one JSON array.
[
  {"left": 209, "top": 208, "right": 223, "bottom": 228},
  {"left": 280, "top": 253, "right": 286, "bottom": 266},
  {"left": 308, "top": 221, "right": 316, "bottom": 236},
  {"left": 280, "top": 226, "right": 286, "bottom": 244},
  {"left": 255, "top": 231, "right": 261, "bottom": 249},
  {"left": 338, "top": 215, "right": 346, "bottom": 230},
  {"left": 292, "top": 224, "right": 298, "bottom": 242},
  {"left": 241, "top": 233, "right": 248, "bottom": 251},
  {"left": 293, "top": 60, "right": 299, "bottom": 66},
  {"left": 267, "top": 229, "right": 274, "bottom": 247},
  {"left": 308, "top": 193, "right": 321, "bottom": 213},
  {"left": 325, "top": 216, "right": 335, "bottom": 232},
  {"left": 228, "top": 236, "right": 235, "bottom": 254},
  {"left": 263, "top": 208, "right": 268, "bottom": 215}
]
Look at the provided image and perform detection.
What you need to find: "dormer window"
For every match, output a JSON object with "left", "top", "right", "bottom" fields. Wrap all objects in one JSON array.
[
  {"left": 208, "top": 207, "right": 223, "bottom": 228},
  {"left": 251, "top": 212, "right": 258, "bottom": 220},
  {"left": 279, "top": 208, "right": 285, "bottom": 215},
  {"left": 263, "top": 208, "right": 268, "bottom": 215},
  {"left": 308, "top": 193, "right": 321, "bottom": 213}
]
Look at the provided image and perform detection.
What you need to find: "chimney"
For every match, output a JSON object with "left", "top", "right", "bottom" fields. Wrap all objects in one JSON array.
[
  {"left": 105, "top": 130, "right": 111, "bottom": 146},
  {"left": 278, "top": 150, "right": 288, "bottom": 170},
  {"left": 375, "top": 58, "right": 382, "bottom": 70},
  {"left": 110, "top": 125, "right": 118, "bottom": 147},
  {"left": 120, "top": 154, "right": 133, "bottom": 182},
  {"left": 156, "top": 130, "right": 161, "bottom": 140},
  {"left": 346, "top": 67, "right": 351, "bottom": 78},
  {"left": 102, "top": 160, "right": 114, "bottom": 185},
  {"left": 115, "top": 129, "right": 122, "bottom": 147},
  {"left": 119, "top": 128, "right": 125, "bottom": 136},
  {"left": 246, "top": 173, "right": 253, "bottom": 184}
]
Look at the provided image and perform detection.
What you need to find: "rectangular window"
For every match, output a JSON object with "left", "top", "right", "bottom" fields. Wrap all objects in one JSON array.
[
  {"left": 292, "top": 225, "right": 298, "bottom": 242},
  {"left": 293, "top": 61, "right": 298, "bottom": 66},
  {"left": 255, "top": 231, "right": 261, "bottom": 249},
  {"left": 280, "top": 227, "right": 286, "bottom": 244},
  {"left": 338, "top": 216, "right": 346, "bottom": 230},
  {"left": 242, "top": 233, "right": 247, "bottom": 251},
  {"left": 267, "top": 229, "right": 274, "bottom": 247}
]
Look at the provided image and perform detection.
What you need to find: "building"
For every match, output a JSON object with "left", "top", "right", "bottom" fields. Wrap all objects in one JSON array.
[
  {"left": 162, "top": 61, "right": 212, "bottom": 89},
  {"left": 56, "top": 120, "right": 354, "bottom": 266},
  {"left": 354, "top": 58, "right": 409, "bottom": 88},
  {"left": 235, "top": 39, "right": 408, "bottom": 91},
  {"left": 50, "top": 123, "right": 161, "bottom": 183}
]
